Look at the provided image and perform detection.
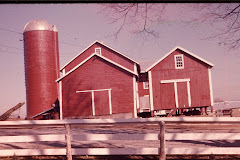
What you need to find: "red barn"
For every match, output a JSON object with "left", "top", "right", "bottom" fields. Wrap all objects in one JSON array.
[
  {"left": 138, "top": 46, "right": 214, "bottom": 117},
  {"left": 57, "top": 41, "right": 139, "bottom": 119}
]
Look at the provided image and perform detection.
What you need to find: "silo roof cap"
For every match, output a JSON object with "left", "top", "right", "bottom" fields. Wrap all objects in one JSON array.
[{"left": 24, "top": 19, "right": 55, "bottom": 32}]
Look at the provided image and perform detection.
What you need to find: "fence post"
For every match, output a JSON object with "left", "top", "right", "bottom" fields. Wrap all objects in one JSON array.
[
  {"left": 65, "top": 124, "right": 72, "bottom": 160},
  {"left": 159, "top": 121, "right": 166, "bottom": 160}
]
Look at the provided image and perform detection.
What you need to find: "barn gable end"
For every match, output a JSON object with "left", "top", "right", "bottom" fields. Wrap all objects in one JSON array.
[
  {"left": 138, "top": 46, "right": 214, "bottom": 116},
  {"left": 61, "top": 41, "right": 139, "bottom": 74},
  {"left": 58, "top": 54, "right": 137, "bottom": 119}
]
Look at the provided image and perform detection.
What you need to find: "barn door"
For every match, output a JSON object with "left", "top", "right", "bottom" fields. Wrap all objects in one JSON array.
[
  {"left": 94, "top": 90, "right": 110, "bottom": 116},
  {"left": 159, "top": 83, "right": 176, "bottom": 110},
  {"left": 76, "top": 89, "right": 112, "bottom": 116},
  {"left": 177, "top": 82, "right": 189, "bottom": 108},
  {"left": 161, "top": 79, "right": 191, "bottom": 109}
]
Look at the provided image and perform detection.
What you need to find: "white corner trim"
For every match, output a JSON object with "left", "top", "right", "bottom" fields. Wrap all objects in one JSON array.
[
  {"left": 108, "top": 90, "right": 112, "bottom": 115},
  {"left": 91, "top": 91, "right": 95, "bottom": 116},
  {"left": 59, "top": 81, "right": 63, "bottom": 120},
  {"left": 133, "top": 76, "right": 137, "bottom": 118},
  {"left": 62, "top": 69, "right": 65, "bottom": 75},
  {"left": 174, "top": 82, "right": 179, "bottom": 108},
  {"left": 208, "top": 68, "right": 214, "bottom": 106},
  {"left": 148, "top": 71, "right": 154, "bottom": 112},
  {"left": 145, "top": 46, "right": 214, "bottom": 72},
  {"left": 187, "top": 81, "right": 191, "bottom": 107}
]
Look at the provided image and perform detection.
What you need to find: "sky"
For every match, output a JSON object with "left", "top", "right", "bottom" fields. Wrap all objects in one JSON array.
[{"left": 0, "top": 4, "right": 239, "bottom": 118}]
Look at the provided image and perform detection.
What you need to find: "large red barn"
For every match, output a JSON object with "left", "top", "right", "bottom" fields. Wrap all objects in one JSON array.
[
  {"left": 138, "top": 46, "right": 214, "bottom": 116},
  {"left": 57, "top": 41, "right": 139, "bottom": 119}
]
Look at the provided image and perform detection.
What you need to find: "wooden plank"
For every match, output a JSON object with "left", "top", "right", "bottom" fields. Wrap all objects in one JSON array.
[
  {"left": 65, "top": 124, "right": 72, "bottom": 160},
  {"left": 1, "top": 117, "right": 240, "bottom": 128},
  {"left": 0, "top": 134, "right": 65, "bottom": 143},
  {"left": 0, "top": 147, "right": 239, "bottom": 156},
  {"left": 71, "top": 148, "right": 159, "bottom": 155},
  {"left": 166, "top": 147, "right": 240, "bottom": 155},
  {"left": 0, "top": 149, "right": 66, "bottom": 156},
  {"left": 159, "top": 121, "right": 166, "bottom": 160},
  {"left": 166, "top": 133, "right": 240, "bottom": 140},
  {"left": 71, "top": 133, "right": 159, "bottom": 141}
]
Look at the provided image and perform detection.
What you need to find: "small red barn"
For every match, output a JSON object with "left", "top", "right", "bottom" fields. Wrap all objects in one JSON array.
[
  {"left": 138, "top": 46, "right": 214, "bottom": 116},
  {"left": 57, "top": 41, "right": 139, "bottom": 119}
]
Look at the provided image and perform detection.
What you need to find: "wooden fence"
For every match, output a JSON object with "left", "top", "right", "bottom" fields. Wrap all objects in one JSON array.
[{"left": 0, "top": 117, "right": 240, "bottom": 160}]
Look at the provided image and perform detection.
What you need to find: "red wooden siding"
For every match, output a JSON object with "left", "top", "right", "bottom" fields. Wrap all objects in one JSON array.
[
  {"left": 64, "top": 42, "right": 135, "bottom": 73},
  {"left": 138, "top": 82, "right": 149, "bottom": 97},
  {"left": 61, "top": 56, "right": 134, "bottom": 118},
  {"left": 159, "top": 83, "right": 175, "bottom": 110},
  {"left": 150, "top": 49, "right": 211, "bottom": 110}
]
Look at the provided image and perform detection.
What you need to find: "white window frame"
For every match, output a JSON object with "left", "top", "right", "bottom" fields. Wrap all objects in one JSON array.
[
  {"left": 95, "top": 48, "right": 102, "bottom": 55},
  {"left": 174, "top": 54, "right": 184, "bottom": 69},
  {"left": 143, "top": 82, "right": 149, "bottom": 89}
]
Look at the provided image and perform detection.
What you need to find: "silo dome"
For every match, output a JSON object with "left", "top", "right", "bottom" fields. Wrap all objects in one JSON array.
[{"left": 24, "top": 19, "right": 53, "bottom": 32}]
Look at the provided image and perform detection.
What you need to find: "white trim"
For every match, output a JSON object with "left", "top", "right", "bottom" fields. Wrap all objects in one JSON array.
[
  {"left": 145, "top": 46, "right": 214, "bottom": 72},
  {"left": 133, "top": 76, "right": 137, "bottom": 118},
  {"left": 174, "top": 82, "right": 179, "bottom": 108},
  {"left": 136, "top": 81, "right": 140, "bottom": 109},
  {"left": 57, "top": 53, "right": 137, "bottom": 82},
  {"left": 62, "top": 69, "right": 65, "bottom": 75},
  {"left": 108, "top": 90, "right": 112, "bottom": 115},
  {"left": 148, "top": 71, "right": 154, "bottom": 112},
  {"left": 187, "top": 81, "right": 191, "bottom": 107},
  {"left": 174, "top": 54, "right": 184, "bottom": 69},
  {"left": 208, "top": 68, "right": 214, "bottom": 106},
  {"left": 60, "top": 40, "right": 139, "bottom": 71},
  {"left": 161, "top": 78, "right": 190, "bottom": 84},
  {"left": 91, "top": 91, "right": 95, "bottom": 116},
  {"left": 76, "top": 88, "right": 112, "bottom": 93},
  {"left": 95, "top": 47, "right": 101, "bottom": 55},
  {"left": 59, "top": 81, "right": 63, "bottom": 120}
]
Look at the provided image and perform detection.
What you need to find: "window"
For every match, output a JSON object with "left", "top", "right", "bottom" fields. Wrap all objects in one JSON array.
[
  {"left": 174, "top": 54, "right": 184, "bottom": 69},
  {"left": 143, "top": 82, "right": 149, "bottom": 89},
  {"left": 95, "top": 48, "right": 101, "bottom": 55}
]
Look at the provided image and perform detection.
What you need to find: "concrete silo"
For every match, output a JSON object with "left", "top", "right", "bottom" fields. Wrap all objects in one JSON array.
[{"left": 23, "top": 20, "right": 60, "bottom": 119}]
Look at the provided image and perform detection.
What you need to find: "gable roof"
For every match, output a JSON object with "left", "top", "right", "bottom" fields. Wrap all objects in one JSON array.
[
  {"left": 57, "top": 53, "right": 138, "bottom": 82},
  {"left": 143, "top": 46, "right": 214, "bottom": 73},
  {"left": 60, "top": 40, "right": 139, "bottom": 71}
]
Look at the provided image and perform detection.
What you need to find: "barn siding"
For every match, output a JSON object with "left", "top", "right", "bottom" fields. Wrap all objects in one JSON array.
[
  {"left": 62, "top": 56, "right": 134, "bottom": 119},
  {"left": 64, "top": 43, "right": 135, "bottom": 73},
  {"left": 138, "top": 82, "right": 149, "bottom": 97},
  {"left": 150, "top": 49, "right": 211, "bottom": 110}
]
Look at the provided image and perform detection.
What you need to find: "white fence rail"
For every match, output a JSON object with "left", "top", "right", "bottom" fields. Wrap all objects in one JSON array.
[{"left": 0, "top": 117, "right": 240, "bottom": 159}]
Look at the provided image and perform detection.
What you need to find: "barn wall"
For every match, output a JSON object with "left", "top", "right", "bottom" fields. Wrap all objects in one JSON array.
[
  {"left": 64, "top": 43, "right": 135, "bottom": 73},
  {"left": 138, "top": 82, "right": 149, "bottom": 97},
  {"left": 150, "top": 49, "right": 211, "bottom": 110},
  {"left": 61, "top": 56, "right": 134, "bottom": 119}
]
